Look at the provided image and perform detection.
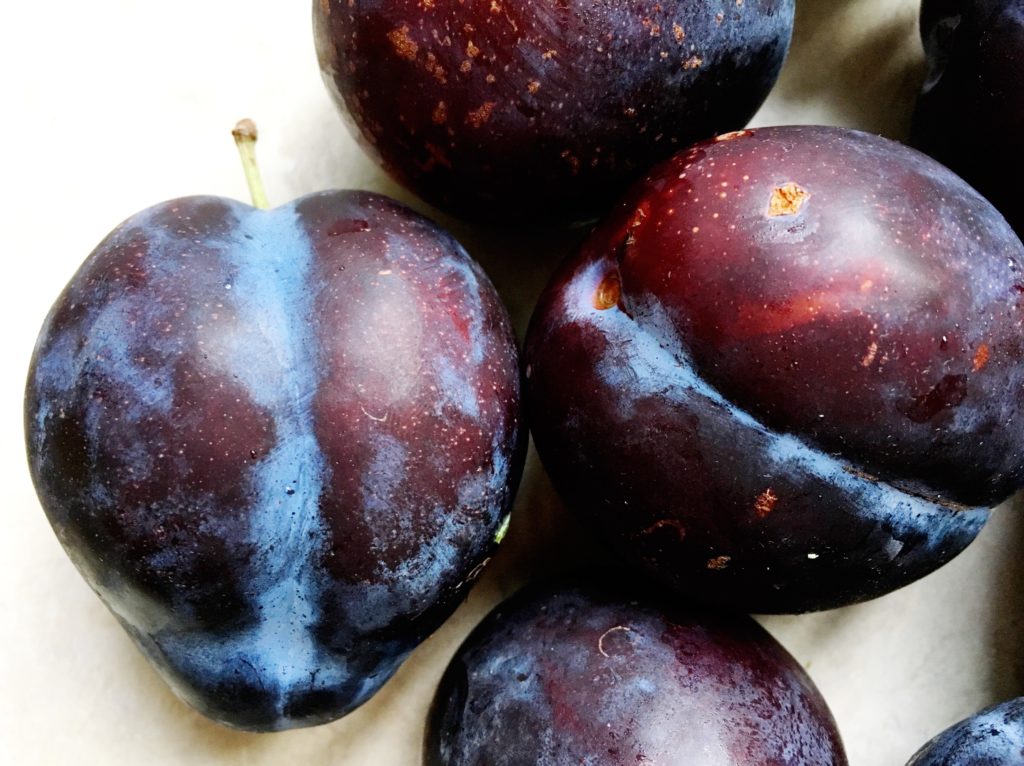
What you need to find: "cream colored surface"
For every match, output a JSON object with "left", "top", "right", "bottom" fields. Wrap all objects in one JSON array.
[{"left": 2, "top": 1, "right": 1021, "bottom": 764}]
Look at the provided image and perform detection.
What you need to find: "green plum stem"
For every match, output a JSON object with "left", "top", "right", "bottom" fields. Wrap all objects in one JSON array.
[{"left": 232, "top": 119, "right": 270, "bottom": 210}]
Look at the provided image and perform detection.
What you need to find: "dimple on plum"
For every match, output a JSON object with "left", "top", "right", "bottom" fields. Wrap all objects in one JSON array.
[
  {"left": 25, "top": 190, "right": 524, "bottom": 730},
  {"left": 314, "top": 0, "right": 795, "bottom": 221},
  {"left": 525, "top": 125, "right": 1024, "bottom": 613}
]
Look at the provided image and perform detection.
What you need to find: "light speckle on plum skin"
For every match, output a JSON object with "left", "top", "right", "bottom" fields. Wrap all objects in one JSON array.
[
  {"left": 907, "top": 697, "right": 1024, "bottom": 765},
  {"left": 313, "top": 0, "right": 795, "bottom": 221},
  {"left": 24, "top": 191, "right": 524, "bottom": 731},
  {"left": 524, "top": 126, "right": 1024, "bottom": 613},
  {"left": 424, "top": 579, "right": 848, "bottom": 766}
]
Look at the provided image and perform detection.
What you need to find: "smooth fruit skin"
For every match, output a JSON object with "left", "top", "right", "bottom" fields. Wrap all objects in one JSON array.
[
  {"left": 314, "top": 0, "right": 795, "bottom": 221},
  {"left": 425, "top": 579, "right": 847, "bottom": 765},
  {"left": 524, "top": 126, "right": 1024, "bottom": 613},
  {"left": 907, "top": 698, "right": 1024, "bottom": 765},
  {"left": 25, "top": 191, "right": 524, "bottom": 730},
  {"left": 912, "top": 0, "right": 1024, "bottom": 237}
]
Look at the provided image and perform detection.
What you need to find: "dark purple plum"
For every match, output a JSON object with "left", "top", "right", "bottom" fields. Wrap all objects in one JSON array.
[
  {"left": 907, "top": 698, "right": 1024, "bottom": 765},
  {"left": 314, "top": 0, "right": 795, "bottom": 221},
  {"left": 25, "top": 190, "right": 524, "bottom": 730},
  {"left": 524, "top": 125, "right": 1024, "bottom": 613},
  {"left": 912, "top": 0, "right": 1024, "bottom": 237},
  {"left": 425, "top": 578, "right": 847, "bottom": 765}
]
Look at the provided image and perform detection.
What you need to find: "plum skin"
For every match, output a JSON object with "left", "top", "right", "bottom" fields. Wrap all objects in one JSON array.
[
  {"left": 907, "top": 698, "right": 1024, "bottom": 764},
  {"left": 24, "top": 191, "right": 524, "bottom": 731},
  {"left": 912, "top": 0, "right": 1024, "bottom": 237},
  {"left": 425, "top": 578, "right": 847, "bottom": 765},
  {"left": 314, "top": 0, "right": 795, "bottom": 221},
  {"left": 524, "top": 125, "right": 1024, "bottom": 613}
]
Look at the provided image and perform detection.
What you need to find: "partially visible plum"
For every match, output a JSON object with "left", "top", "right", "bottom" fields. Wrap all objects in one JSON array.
[
  {"left": 907, "top": 698, "right": 1024, "bottom": 765},
  {"left": 913, "top": 0, "right": 1024, "bottom": 237},
  {"left": 314, "top": 0, "right": 795, "bottom": 221},
  {"left": 425, "top": 578, "right": 847, "bottom": 765},
  {"left": 525, "top": 125, "right": 1024, "bottom": 613}
]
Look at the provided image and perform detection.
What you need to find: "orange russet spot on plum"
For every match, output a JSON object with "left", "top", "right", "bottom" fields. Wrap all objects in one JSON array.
[
  {"left": 388, "top": 26, "right": 419, "bottom": 61},
  {"left": 683, "top": 55, "right": 704, "bottom": 69},
  {"left": 542, "top": 49, "right": 558, "bottom": 59},
  {"left": 641, "top": 518, "right": 686, "bottom": 540},
  {"left": 754, "top": 488, "right": 778, "bottom": 519},
  {"left": 593, "top": 273, "right": 621, "bottom": 310},
  {"left": 861, "top": 341, "right": 879, "bottom": 367},
  {"left": 673, "top": 23, "right": 685, "bottom": 42},
  {"left": 466, "top": 101, "right": 497, "bottom": 128},
  {"left": 707, "top": 555, "right": 731, "bottom": 570},
  {"left": 973, "top": 343, "right": 991, "bottom": 372},
  {"left": 715, "top": 129, "right": 753, "bottom": 142},
  {"left": 466, "top": 40, "right": 480, "bottom": 58},
  {"left": 527, "top": 80, "right": 541, "bottom": 94},
  {"left": 768, "top": 182, "right": 811, "bottom": 217},
  {"left": 432, "top": 101, "right": 448, "bottom": 124}
]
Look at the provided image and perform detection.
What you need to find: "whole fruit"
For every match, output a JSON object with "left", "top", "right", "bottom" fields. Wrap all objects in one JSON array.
[
  {"left": 425, "top": 579, "right": 847, "bottom": 765},
  {"left": 525, "top": 125, "right": 1024, "bottom": 613},
  {"left": 314, "top": 0, "right": 795, "bottom": 221},
  {"left": 907, "top": 697, "right": 1024, "bottom": 764},
  {"left": 25, "top": 189, "right": 523, "bottom": 730},
  {"left": 912, "top": 0, "right": 1024, "bottom": 236}
]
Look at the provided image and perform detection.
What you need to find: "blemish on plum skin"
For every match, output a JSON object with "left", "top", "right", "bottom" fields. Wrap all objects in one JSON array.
[
  {"left": 767, "top": 183, "right": 810, "bottom": 217},
  {"left": 597, "top": 625, "right": 633, "bottom": 657},
  {"left": 466, "top": 102, "right": 497, "bottom": 128},
  {"left": 640, "top": 518, "right": 686, "bottom": 540},
  {"left": 432, "top": 101, "right": 448, "bottom": 125},
  {"left": 387, "top": 26, "right": 419, "bottom": 61},
  {"left": 973, "top": 343, "right": 990, "bottom": 372},
  {"left": 904, "top": 374, "right": 968, "bottom": 423},
  {"left": 715, "top": 129, "right": 753, "bottom": 143},
  {"left": 593, "top": 273, "right": 621, "bottom": 310},
  {"left": 706, "top": 555, "right": 731, "bottom": 570},
  {"left": 754, "top": 488, "right": 777, "bottom": 519},
  {"left": 860, "top": 341, "right": 878, "bottom": 367}
]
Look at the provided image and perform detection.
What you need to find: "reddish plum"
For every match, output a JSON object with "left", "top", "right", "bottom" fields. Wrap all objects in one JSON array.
[
  {"left": 314, "top": 0, "right": 795, "bottom": 221},
  {"left": 425, "top": 579, "right": 847, "bottom": 765},
  {"left": 525, "top": 126, "right": 1024, "bottom": 612}
]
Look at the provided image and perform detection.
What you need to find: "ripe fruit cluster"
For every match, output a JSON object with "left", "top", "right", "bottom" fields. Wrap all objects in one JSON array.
[{"left": 24, "top": 0, "right": 1024, "bottom": 762}]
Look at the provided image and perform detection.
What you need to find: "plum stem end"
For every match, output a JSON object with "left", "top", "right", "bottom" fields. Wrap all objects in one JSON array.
[{"left": 232, "top": 119, "right": 271, "bottom": 210}]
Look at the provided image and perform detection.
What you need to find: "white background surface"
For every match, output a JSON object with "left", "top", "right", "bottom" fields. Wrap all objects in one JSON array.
[{"left": 3, "top": 1, "right": 1022, "bottom": 764}]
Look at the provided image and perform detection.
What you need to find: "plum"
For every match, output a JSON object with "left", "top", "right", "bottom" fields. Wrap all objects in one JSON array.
[
  {"left": 425, "top": 578, "right": 847, "bottom": 765},
  {"left": 314, "top": 0, "right": 795, "bottom": 221},
  {"left": 907, "top": 697, "right": 1024, "bottom": 765},
  {"left": 25, "top": 187, "right": 524, "bottom": 730},
  {"left": 912, "top": 0, "right": 1024, "bottom": 237},
  {"left": 524, "top": 125, "right": 1024, "bottom": 613}
]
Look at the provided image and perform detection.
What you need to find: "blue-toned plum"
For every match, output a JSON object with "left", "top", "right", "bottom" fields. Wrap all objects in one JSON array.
[
  {"left": 907, "top": 697, "right": 1024, "bottom": 765},
  {"left": 524, "top": 125, "right": 1024, "bottom": 613},
  {"left": 425, "top": 578, "right": 847, "bottom": 765},
  {"left": 314, "top": 0, "right": 795, "bottom": 221},
  {"left": 25, "top": 190, "right": 524, "bottom": 730},
  {"left": 913, "top": 0, "right": 1024, "bottom": 237}
]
